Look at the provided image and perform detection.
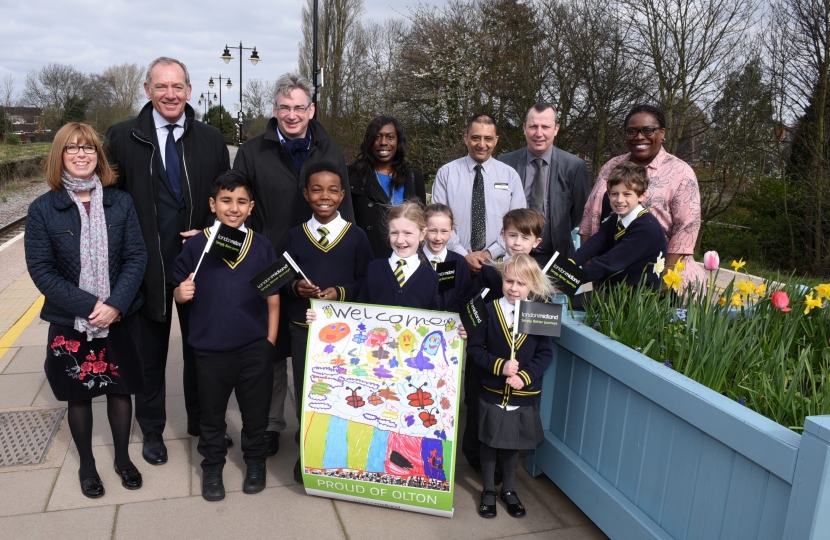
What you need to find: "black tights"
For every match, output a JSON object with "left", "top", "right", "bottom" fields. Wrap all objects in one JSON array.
[
  {"left": 67, "top": 393, "right": 134, "bottom": 478},
  {"left": 480, "top": 442, "right": 519, "bottom": 492}
]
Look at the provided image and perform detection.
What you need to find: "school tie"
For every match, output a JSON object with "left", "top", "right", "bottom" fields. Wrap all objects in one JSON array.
[
  {"left": 165, "top": 125, "right": 182, "bottom": 200},
  {"left": 528, "top": 157, "right": 546, "bottom": 214},
  {"left": 431, "top": 257, "right": 440, "bottom": 270},
  {"left": 318, "top": 226, "right": 329, "bottom": 247},
  {"left": 614, "top": 220, "right": 625, "bottom": 240},
  {"left": 394, "top": 259, "right": 407, "bottom": 287},
  {"left": 471, "top": 164, "right": 486, "bottom": 252}
]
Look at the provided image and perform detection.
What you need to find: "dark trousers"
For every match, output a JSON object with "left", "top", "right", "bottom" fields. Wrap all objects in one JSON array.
[
  {"left": 196, "top": 339, "right": 274, "bottom": 472},
  {"left": 288, "top": 322, "right": 309, "bottom": 421},
  {"left": 462, "top": 361, "right": 483, "bottom": 468},
  {"left": 135, "top": 286, "right": 200, "bottom": 436}
]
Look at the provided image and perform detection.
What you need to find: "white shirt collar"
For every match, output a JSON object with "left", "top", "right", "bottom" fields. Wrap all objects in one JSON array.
[
  {"left": 498, "top": 297, "right": 515, "bottom": 326},
  {"left": 619, "top": 204, "right": 645, "bottom": 229},
  {"left": 152, "top": 108, "right": 184, "bottom": 130},
  {"left": 423, "top": 245, "right": 447, "bottom": 263},
  {"left": 308, "top": 212, "right": 345, "bottom": 238},
  {"left": 389, "top": 251, "right": 421, "bottom": 281},
  {"left": 464, "top": 154, "right": 495, "bottom": 173}
]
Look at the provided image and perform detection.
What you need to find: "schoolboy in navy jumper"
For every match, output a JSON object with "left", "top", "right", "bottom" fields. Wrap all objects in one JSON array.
[
  {"left": 464, "top": 208, "right": 544, "bottom": 476},
  {"left": 475, "top": 209, "right": 545, "bottom": 303},
  {"left": 467, "top": 254, "right": 557, "bottom": 519},
  {"left": 572, "top": 161, "right": 666, "bottom": 290},
  {"left": 423, "top": 204, "right": 473, "bottom": 312},
  {"left": 284, "top": 161, "right": 373, "bottom": 482},
  {"left": 172, "top": 170, "right": 279, "bottom": 502},
  {"left": 356, "top": 201, "right": 439, "bottom": 310}
]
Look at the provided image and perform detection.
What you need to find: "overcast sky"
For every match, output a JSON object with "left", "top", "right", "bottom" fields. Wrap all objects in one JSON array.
[{"left": 1, "top": 0, "right": 423, "bottom": 112}]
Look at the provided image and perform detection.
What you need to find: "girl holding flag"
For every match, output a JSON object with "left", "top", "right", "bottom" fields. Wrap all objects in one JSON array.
[{"left": 466, "top": 254, "right": 557, "bottom": 519}]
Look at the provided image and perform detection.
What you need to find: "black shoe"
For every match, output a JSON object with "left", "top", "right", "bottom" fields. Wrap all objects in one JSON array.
[
  {"left": 243, "top": 462, "right": 267, "bottom": 494},
  {"left": 202, "top": 470, "right": 225, "bottom": 501},
  {"left": 263, "top": 430, "right": 280, "bottom": 456},
  {"left": 494, "top": 462, "right": 504, "bottom": 486},
  {"left": 478, "top": 490, "right": 498, "bottom": 518},
  {"left": 79, "top": 472, "right": 105, "bottom": 499},
  {"left": 293, "top": 458, "right": 302, "bottom": 483},
  {"left": 500, "top": 490, "right": 526, "bottom": 517},
  {"left": 114, "top": 462, "right": 142, "bottom": 490},
  {"left": 224, "top": 433, "right": 233, "bottom": 447},
  {"left": 142, "top": 432, "right": 168, "bottom": 465}
]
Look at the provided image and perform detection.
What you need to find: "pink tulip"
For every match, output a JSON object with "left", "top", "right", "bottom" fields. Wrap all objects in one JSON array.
[
  {"left": 771, "top": 291, "right": 791, "bottom": 312},
  {"left": 703, "top": 251, "right": 720, "bottom": 271}
]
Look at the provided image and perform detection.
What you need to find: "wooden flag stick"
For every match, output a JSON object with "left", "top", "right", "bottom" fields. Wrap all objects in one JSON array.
[
  {"left": 284, "top": 252, "right": 314, "bottom": 287},
  {"left": 542, "top": 251, "right": 560, "bottom": 274},
  {"left": 510, "top": 299, "right": 520, "bottom": 361}
]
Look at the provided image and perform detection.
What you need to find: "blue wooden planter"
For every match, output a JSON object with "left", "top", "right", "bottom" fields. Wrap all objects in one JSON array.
[{"left": 526, "top": 313, "right": 830, "bottom": 540}]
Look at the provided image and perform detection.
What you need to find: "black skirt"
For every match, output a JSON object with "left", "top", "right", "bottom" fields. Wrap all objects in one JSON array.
[
  {"left": 44, "top": 314, "right": 144, "bottom": 401},
  {"left": 478, "top": 398, "right": 544, "bottom": 450}
]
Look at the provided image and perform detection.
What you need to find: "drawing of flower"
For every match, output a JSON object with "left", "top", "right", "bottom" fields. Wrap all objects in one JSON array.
[
  {"left": 51, "top": 336, "right": 65, "bottom": 348},
  {"left": 92, "top": 361, "right": 107, "bottom": 374},
  {"left": 65, "top": 340, "right": 81, "bottom": 352},
  {"left": 81, "top": 362, "right": 93, "bottom": 373},
  {"left": 79, "top": 373, "right": 85, "bottom": 380}
]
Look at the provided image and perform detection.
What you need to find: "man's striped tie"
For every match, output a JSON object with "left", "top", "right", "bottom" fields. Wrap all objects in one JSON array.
[
  {"left": 394, "top": 259, "right": 407, "bottom": 287},
  {"left": 318, "top": 226, "right": 329, "bottom": 247}
]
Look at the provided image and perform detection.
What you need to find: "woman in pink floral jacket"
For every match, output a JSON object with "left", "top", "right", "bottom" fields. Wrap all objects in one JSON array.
[{"left": 579, "top": 105, "right": 706, "bottom": 288}]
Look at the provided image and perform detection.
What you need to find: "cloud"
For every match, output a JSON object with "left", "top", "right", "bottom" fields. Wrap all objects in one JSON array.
[{"left": 0, "top": 0, "right": 419, "bottom": 110}]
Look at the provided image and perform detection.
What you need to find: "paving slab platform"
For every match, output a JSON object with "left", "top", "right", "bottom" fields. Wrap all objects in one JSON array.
[{"left": 0, "top": 233, "right": 606, "bottom": 540}]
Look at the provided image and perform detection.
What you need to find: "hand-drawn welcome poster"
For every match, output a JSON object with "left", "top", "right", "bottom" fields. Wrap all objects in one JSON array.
[{"left": 301, "top": 300, "right": 464, "bottom": 517}]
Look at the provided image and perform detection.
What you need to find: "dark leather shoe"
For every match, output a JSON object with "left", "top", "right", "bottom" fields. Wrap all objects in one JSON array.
[
  {"left": 202, "top": 470, "right": 225, "bottom": 501},
  {"left": 79, "top": 472, "right": 104, "bottom": 499},
  {"left": 479, "top": 490, "right": 498, "bottom": 518},
  {"left": 500, "top": 490, "right": 526, "bottom": 517},
  {"left": 263, "top": 430, "right": 280, "bottom": 456},
  {"left": 142, "top": 432, "right": 168, "bottom": 465},
  {"left": 243, "top": 463, "right": 266, "bottom": 494},
  {"left": 114, "top": 462, "right": 142, "bottom": 490},
  {"left": 294, "top": 458, "right": 302, "bottom": 483},
  {"left": 224, "top": 433, "right": 233, "bottom": 447}
]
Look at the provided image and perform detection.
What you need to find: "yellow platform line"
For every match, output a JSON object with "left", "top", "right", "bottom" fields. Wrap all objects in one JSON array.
[{"left": 0, "top": 295, "right": 44, "bottom": 358}]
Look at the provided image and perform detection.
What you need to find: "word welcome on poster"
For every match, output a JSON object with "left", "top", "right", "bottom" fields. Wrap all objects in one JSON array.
[{"left": 301, "top": 300, "right": 464, "bottom": 517}]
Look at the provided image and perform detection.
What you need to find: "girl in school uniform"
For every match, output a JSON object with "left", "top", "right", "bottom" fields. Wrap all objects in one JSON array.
[
  {"left": 355, "top": 200, "right": 439, "bottom": 309},
  {"left": 467, "top": 253, "right": 557, "bottom": 519},
  {"left": 423, "top": 204, "right": 473, "bottom": 312}
]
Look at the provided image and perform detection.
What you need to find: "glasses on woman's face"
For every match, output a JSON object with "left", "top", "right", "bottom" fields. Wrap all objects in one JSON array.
[
  {"left": 64, "top": 144, "right": 97, "bottom": 154},
  {"left": 625, "top": 127, "right": 663, "bottom": 139}
]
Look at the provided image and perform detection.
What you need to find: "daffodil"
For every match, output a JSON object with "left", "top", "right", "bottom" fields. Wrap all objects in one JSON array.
[
  {"left": 755, "top": 283, "right": 766, "bottom": 297},
  {"left": 731, "top": 293, "right": 745, "bottom": 307},
  {"left": 663, "top": 268, "right": 683, "bottom": 291},
  {"left": 804, "top": 293, "right": 823, "bottom": 315},
  {"left": 674, "top": 261, "right": 686, "bottom": 272},
  {"left": 653, "top": 252, "right": 665, "bottom": 275},
  {"left": 814, "top": 283, "right": 830, "bottom": 301},
  {"left": 731, "top": 258, "right": 746, "bottom": 272},
  {"left": 717, "top": 296, "right": 727, "bottom": 306},
  {"left": 735, "top": 279, "right": 756, "bottom": 297}
]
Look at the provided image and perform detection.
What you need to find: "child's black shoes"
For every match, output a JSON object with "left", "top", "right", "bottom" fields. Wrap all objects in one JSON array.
[
  {"left": 478, "top": 490, "right": 498, "bottom": 518},
  {"left": 500, "top": 490, "right": 526, "bottom": 517}
]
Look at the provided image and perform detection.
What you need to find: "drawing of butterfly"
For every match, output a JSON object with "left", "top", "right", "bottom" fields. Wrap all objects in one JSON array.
[
  {"left": 444, "top": 319, "right": 456, "bottom": 332},
  {"left": 345, "top": 386, "right": 365, "bottom": 408},
  {"left": 419, "top": 409, "right": 437, "bottom": 428},
  {"left": 407, "top": 383, "right": 434, "bottom": 410}
]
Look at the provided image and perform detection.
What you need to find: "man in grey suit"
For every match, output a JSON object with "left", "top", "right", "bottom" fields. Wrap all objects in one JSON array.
[{"left": 499, "top": 103, "right": 589, "bottom": 262}]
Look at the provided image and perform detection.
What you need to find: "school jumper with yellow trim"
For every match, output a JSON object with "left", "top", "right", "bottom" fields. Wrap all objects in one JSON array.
[
  {"left": 572, "top": 206, "right": 666, "bottom": 291},
  {"left": 171, "top": 224, "right": 277, "bottom": 355},
  {"left": 466, "top": 300, "right": 554, "bottom": 408}
]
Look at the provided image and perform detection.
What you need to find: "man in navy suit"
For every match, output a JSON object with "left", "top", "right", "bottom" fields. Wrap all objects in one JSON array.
[{"left": 498, "top": 103, "right": 589, "bottom": 263}]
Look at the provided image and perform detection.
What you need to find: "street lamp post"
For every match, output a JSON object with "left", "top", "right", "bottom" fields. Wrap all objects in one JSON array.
[
  {"left": 207, "top": 75, "right": 233, "bottom": 135},
  {"left": 197, "top": 90, "right": 217, "bottom": 123},
  {"left": 221, "top": 42, "right": 260, "bottom": 142}
]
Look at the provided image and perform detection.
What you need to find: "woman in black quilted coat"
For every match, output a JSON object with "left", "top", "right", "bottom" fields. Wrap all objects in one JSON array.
[{"left": 25, "top": 123, "right": 147, "bottom": 499}]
